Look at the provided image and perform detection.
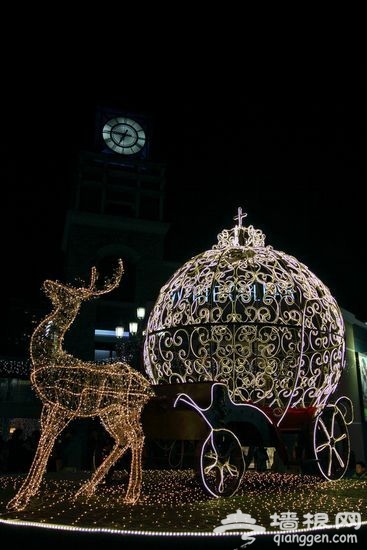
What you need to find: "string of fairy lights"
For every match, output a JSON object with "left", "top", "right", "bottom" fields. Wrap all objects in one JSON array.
[
  {"left": 2, "top": 208, "right": 360, "bottom": 539},
  {"left": 145, "top": 214, "right": 345, "bottom": 416},
  {"left": 0, "top": 359, "right": 31, "bottom": 378},
  {"left": 6, "top": 260, "right": 153, "bottom": 512},
  {"left": 1, "top": 471, "right": 366, "bottom": 535},
  {"left": 144, "top": 210, "right": 351, "bottom": 483}
]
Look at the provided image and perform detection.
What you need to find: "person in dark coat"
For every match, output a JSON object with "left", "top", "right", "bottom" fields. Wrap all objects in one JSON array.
[{"left": 350, "top": 461, "right": 367, "bottom": 480}]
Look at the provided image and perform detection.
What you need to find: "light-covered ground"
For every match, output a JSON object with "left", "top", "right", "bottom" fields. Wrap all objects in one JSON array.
[{"left": 0, "top": 470, "right": 366, "bottom": 535}]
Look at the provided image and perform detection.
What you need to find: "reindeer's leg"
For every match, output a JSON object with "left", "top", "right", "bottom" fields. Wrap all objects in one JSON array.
[
  {"left": 102, "top": 407, "right": 145, "bottom": 504},
  {"left": 123, "top": 412, "right": 145, "bottom": 504},
  {"left": 7, "top": 404, "right": 70, "bottom": 511},
  {"left": 75, "top": 408, "right": 128, "bottom": 499},
  {"left": 125, "top": 432, "right": 145, "bottom": 503}
]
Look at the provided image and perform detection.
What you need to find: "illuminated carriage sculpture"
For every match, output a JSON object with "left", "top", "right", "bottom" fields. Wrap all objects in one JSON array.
[{"left": 144, "top": 209, "right": 353, "bottom": 497}]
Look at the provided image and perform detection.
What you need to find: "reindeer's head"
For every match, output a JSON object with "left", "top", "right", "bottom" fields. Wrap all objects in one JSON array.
[{"left": 43, "top": 259, "right": 124, "bottom": 308}]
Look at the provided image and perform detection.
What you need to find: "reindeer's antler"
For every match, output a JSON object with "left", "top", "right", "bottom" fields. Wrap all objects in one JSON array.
[
  {"left": 89, "top": 266, "right": 98, "bottom": 291},
  {"left": 42, "top": 260, "right": 124, "bottom": 303},
  {"left": 87, "top": 259, "right": 124, "bottom": 297}
]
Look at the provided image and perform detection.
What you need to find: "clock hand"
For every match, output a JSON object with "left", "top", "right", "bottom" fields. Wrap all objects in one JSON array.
[
  {"left": 113, "top": 130, "right": 131, "bottom": 145},
  {"left": 118, "top": 131, "right": 129, "bottom": 145}
]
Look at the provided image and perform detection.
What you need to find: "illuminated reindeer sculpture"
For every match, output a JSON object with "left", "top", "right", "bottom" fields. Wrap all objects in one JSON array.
[{"left": 7, "top": 260, "right": 153, "bottom": 511}]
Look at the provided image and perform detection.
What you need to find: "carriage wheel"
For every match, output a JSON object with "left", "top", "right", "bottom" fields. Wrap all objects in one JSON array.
[
  {"left": 313, "top": 403, "right": 350, "bottom": 480},
  {"left": 200, "top": 428, "right": 245, "bottom": 497}
]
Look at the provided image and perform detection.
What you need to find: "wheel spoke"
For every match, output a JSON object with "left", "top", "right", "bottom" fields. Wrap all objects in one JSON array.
[
  {"left": 327, "top": 448, "right": 333, "bottom": 477},
  {"left": 316, "top": 441, "right": 330, "bottom": 453},
  {"left": 200, "top": 429, "right": 244, "bottom": 497},
  {"left": 314, "top": 404, "right": 350, "bottom": 480},
  {"left": 330, "top": 410, "right": 336, "bottom": 438},
  {"left": 332, "top": 447, "right": 346, "bottom": 468},
  {"left": 318, "top": 418, "right": 331, "bottom": 439}
]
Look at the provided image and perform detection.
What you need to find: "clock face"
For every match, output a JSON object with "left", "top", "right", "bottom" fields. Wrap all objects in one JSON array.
[{"left": 102, "top": 117, "right": 146, "bottom": 155}]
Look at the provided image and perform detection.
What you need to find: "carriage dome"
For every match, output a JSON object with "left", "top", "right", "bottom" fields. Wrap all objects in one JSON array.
[{"left": 144, "top": 209, "right": 345, "bottom": 416}]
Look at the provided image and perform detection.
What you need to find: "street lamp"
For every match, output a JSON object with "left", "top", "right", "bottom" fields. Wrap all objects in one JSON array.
[
  {"left": 114, "top": 309, "right": 145, "bottom": 368},
  {"left": 115, "top": 326, "right": 124, "bottom": 339},
  {"left": 136, "top": 307, "right": 145, "bottom": 320},
  {"left": 124, "top": 307, "right": 146, "bottom": 372},
  {"left": 114, "top": 326, "right": 125, "bottom": 361}
]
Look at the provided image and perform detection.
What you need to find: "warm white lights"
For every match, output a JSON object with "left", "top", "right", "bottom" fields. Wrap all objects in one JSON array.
[
  {"left": 145, "top": 209, "right": 351, "bottom": 482},
  {"left": 137, "top": 307, "right": 145, "bottom": 320},
  {"left": 145, "top": 213, "right": 345, "bottom": 416},
  {"left": 129, "top": 322, "right": 138, "bottom": 335},
  {"left": 7, "top": 259, "right": 153, "bottom": 511},
  {"left": 115, "top": 326, "right": 124, "bottom": 338},
  {"left": 2, "top": 470, "right": 365, "bottom": 535}
]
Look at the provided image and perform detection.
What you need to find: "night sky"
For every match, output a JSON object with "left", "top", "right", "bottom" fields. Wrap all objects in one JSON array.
[{"left": 3, "top": 62, "right": 366, "bottom": 354}]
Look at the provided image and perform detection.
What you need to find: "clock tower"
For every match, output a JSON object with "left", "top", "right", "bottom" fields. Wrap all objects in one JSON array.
[
  {"left": 62, "top": 105, "right": 177, "bottom": 362},
  {"left": 95, "top": 106, "right": 150, "bottom": 159}
]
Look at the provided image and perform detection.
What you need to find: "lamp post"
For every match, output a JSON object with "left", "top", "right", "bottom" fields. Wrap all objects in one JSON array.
[
  {"left": 137, "top": 307, "right": 145, "bottom": 321},
  {"left": 129, "top": 307, "right": 146, "bottom": 372},
  {"left": 115, "top": 326, "right": 124, "bottom": 339},
  {"left": 136, "top": 307, "right": 145, "bottom": 339},
  {"left": 115, "top": 308, "right": 146, "bottom": 371},
  {"left": 115, "top": 326, "right": 125, "bottom": 361},
  {"left": 129, "top": 322, "right": 138, "bottom": 336}
]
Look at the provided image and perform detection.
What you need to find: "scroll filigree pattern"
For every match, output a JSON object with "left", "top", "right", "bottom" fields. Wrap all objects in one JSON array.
[{"left": 144, "top": 223, "right": 345, "bottom": 416}]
